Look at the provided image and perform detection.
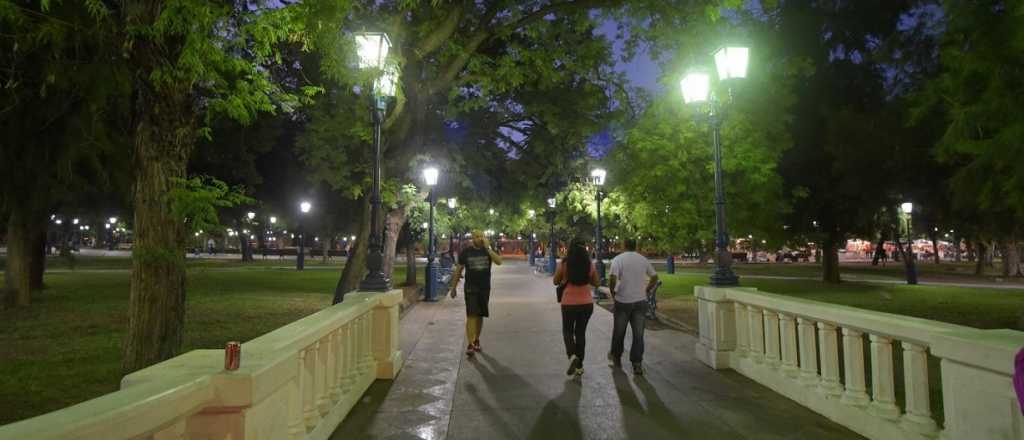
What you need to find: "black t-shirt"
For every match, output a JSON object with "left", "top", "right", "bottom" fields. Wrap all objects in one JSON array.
[{"left": 458, "top": 246, "right": 492, "bottom": 292}]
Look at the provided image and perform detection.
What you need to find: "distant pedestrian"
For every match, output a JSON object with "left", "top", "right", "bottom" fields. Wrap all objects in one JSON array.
[
  {"left": 553, "top": 239, "right": 600, "bottom": 377},
  {"left": 608, "top": 238, "right": 658, "bottom": 375},
  {"left": 449, "top": 230, "right": 503, "bottom": 357},
  {"left": 206, "top": 238, "right": 215, "bottom": 255}
]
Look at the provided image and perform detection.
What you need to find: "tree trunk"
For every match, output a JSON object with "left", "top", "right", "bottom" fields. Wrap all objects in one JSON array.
[
  {"left": 930, "top": 230, "right": 940, "bottom": 264},
  {"left": 974, "top": 241, "right": 987, "bottom": 276},
  {"left": 239, "top": 219, "right": 252, "bottom": 262},
  {"left": 322, "top": 233, "right": 331, "bottom": 264},
  {"left": 333, "top": 196, "right": 370, "bottom": 303},
  {"left": 121, "top": 75, "right": 194, "bottom": 374},
  {"left": 3, "top": 209, "right": 44, "bottom": 308},
  {"left": 382, "top": 208, "right": 407, "bottom": 278},
  {"left": 405, "top": 239, "right": 417, "bottom": 286},
  {"left": 871, "top": 235, "right": 886, "bottom": 266},
  {"left": 1001, "top": 239, "right": 1022, "bottom": 277},
  {"left": 821, "top": 230, "right": 842, "bottom": 283}
]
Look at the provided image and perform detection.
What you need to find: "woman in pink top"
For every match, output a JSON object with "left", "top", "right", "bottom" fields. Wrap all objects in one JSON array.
[{"left": 553, "top": 239, "right": 600, "bottom": 377}]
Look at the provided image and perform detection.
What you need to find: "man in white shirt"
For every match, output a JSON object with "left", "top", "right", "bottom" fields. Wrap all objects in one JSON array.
[{"left": 608, "top": 238, "right": 658, "bottom": 375}]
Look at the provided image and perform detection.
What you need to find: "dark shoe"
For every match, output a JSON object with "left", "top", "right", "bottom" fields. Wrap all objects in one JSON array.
[
  {"left": 566, "top": 355, "right": 578, "bottom": 376},
  {"left": 607, "top": 352, "right": 622, "bottom": 368},
  {"left": 472, "top": 340, "right": 481, "bottom": 352},
  {"left": 574, "top": 357, "right": 584, "bottom": 376},
  {"left": 632, "top": 362, "right": 644, "bottom": 376},
  {"left": 466, "top": 344, "right": 475, "bottom": 356}
]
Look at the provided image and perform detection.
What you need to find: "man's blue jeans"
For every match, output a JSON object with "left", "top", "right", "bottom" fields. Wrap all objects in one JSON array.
[{"left": 611, "top": 300, "right": 647, "bottom": 364}]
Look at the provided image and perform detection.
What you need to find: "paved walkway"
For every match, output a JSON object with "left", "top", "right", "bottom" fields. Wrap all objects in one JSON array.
[{"left": 332, "top": 262, "right": 861, "bottom": 439}]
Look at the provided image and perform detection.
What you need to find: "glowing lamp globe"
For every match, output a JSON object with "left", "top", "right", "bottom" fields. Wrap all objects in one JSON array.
[
  {"left": 680, "top": 72, "right": 711, "bottom": 104},
  {"left": 714, "top": 46, "right": 749, "bottom": 80}
]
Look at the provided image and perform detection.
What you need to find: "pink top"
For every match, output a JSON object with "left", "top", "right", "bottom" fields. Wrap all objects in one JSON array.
[{"left": 558, "top": 262, "right": 596, "bottom": 305}]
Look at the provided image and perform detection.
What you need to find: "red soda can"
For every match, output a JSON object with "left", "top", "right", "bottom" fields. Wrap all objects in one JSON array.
[{"left": 225, "top": 341, "right": 241, "bottom": 370}]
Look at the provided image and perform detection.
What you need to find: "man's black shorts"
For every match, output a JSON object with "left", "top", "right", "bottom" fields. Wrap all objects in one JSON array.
[{"left": 465, "top": 288, "right": 491, "bottom": 317}]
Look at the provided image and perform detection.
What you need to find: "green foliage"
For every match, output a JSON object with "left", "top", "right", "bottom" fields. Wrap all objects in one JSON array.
[
  {"left": 915, "top": 0, "right": 1024, "bottom": 233},
  {"left": 168, "top": 176, "right": 254, "bottom": 234}
]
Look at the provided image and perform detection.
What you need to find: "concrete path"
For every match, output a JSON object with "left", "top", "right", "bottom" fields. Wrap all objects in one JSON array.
[{"left": 332, "top": 262, "right": 861, "bottom": 439}]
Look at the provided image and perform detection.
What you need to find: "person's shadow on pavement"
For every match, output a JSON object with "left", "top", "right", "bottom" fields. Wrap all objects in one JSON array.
[{"left": 611, "top": 369, "right": 690, "bottom": 439}]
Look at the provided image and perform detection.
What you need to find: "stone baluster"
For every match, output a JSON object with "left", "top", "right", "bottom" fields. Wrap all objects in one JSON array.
[
  {"left": 363, "top": 313, "right": 374, "bottom": 371},
  {"left": 900, "top": 342, "right": 939, "bottom": 435},
  {"left": 302, "top": 344, "right": 319, "bottom": 431},
  {"left": 734, "top": 302, "right": 749, "bottom": 357},
  {"left": 331, "top": 329, "right": 343, "bottom": 402},
  {"left": 763, "top": 310, "right": 781, "bottom": 368},
  {"left": 840, "top": 328, "right": 870, "bottom": 406},
  {"left": 748, "top": 305, "right": 765, "bottom": 363},
  {"left": 868, "top": 334, "right": 901, "bottom": 420},
  {"left": 816, "top": 322, "right": 843, "bottom": 396},
  {"left": 287, "top": 355, "right": 305, "bottom": 439},
  {"left": 796, "top": 317, "right": 819, "bottom": 387},
  {"left": 778, "top": 313, "right": 799, "bottom": 378},
  {"left": 316, "top": 337, "right": 330, "bottom": 417},
  {"left": 343, "top": 323, "right": 355, "bottom": 393}
]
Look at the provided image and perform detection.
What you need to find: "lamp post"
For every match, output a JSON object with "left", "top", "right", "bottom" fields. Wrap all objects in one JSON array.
[
  {"left": 901, "top": 202, "right": 918, "bottom": 285},
  {"left": 423, "top": 167, "right": 440, "bottom": 301},
  {"left": 527, "top": 209, "right": 536, "bottom": 266},
  {"left": 546, "top": 197, "right": 558, "bottom": 274},
  {"left": 447, "top": 198, "right": 457, "bottom": 260},
  {"left": 591, "top": 168, "right": 607, "bottom": 284},
  {"left": 355, "top": 32, "right": 397, "bottom": 292},
  {"left": 297, "top": 201, "right": 311, "bottom": 270},
  {"left": 681, "top": 45, "right": 749, "bottom": 287}
]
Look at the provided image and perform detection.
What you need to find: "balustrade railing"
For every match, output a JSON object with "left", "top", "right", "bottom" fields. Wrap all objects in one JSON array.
[
  {"left": 696, "top": 286, "right": 1024, "bottom": 440},
  {"left": 0, "top": 290, "right": 403, "bottom": 440}
]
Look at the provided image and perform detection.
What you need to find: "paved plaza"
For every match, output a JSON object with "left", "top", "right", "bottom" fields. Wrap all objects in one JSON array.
[{"left": 331, "top": 262, "right": 861, "bottom": 439}]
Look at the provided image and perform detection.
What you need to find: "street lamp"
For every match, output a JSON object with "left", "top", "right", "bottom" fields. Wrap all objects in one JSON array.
[
  {"left": 527, "top": 209, "right": 537, "bottom": 266},
  {"left": 547, "top": 197, "right": 558, "bottom": 274},
  {"left": 591, "top": 168, "right": 608, "bottom": 286},
  {"left": 355, "top": 31, "right": 396, "bottom": 293},
  {"left": 297, "top": 201, "right": 312, "bottom": 270},
  {"left": 681, "top": 45, "right": 749, "bottom": 287},
  {"left": 446, "top": 198, "right": 457, "bottom": 259},
  {"left": 901, "top": 201, "right": 918, "bottom": 285},
  {"left": 423, "top": 167, "right": 440, "bottom": 301}
]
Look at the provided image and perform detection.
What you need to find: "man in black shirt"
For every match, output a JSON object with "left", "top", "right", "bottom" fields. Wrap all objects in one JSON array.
[{"left": 449, "top": 230, "right": 503, "bottom": 356}]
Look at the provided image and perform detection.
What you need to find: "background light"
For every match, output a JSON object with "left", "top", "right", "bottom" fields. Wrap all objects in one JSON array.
[
  {"left": 547, "top": 198, "right": 556, "bottom": 208},
  {"left": 447, "top": 198, "right": 457, "bottom": 209},
  {"left": 591, "top": 168, "right": 606, "bottom": 186},
  {"left": 901, "top": 202, "right": 914, "bottom": 214},
  {"left": 270, "top": 216, "right": 277, "bottom": 224},
  {"left": 680, "top": 72, "right": 711, "bottom": 104},
  {"left": 109, "top": 217, "right": 117, "bottom": 224},
  {"left": 423, "top": 167, "right": 439, "bottom": 186},
  {"left": 355, "top": 32, "right": 391, "bottom": 69},
  {"left": 247, "top": 212, "right": 255, "bottom": 220},
  {"left": 300, "top": 201, "right": 312, "bottom": 213},
  {"left": 714, "top": 46, "right": 749, "bottom": 80}
]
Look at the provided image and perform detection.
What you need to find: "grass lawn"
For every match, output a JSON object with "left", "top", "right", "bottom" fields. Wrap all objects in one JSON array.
[{"left": 0, "top": 256, "right": 408, "bottom": 425}]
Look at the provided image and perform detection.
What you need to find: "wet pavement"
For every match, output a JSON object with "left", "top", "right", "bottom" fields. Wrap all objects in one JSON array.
[{"left": 331, "top": 261, "right": 862, "bottom": 440}]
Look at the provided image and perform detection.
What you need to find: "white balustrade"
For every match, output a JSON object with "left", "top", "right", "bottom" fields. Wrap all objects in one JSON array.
[
  {"left": 868, "top": 335, "right": 900, "bottom": 420},
  {"left": 817, "top": 322, "right": 843, "bottom": 397},
  {"left": 763, "top": 310, "right": 781, "bottom": 367},
  {"left": 0, "top": 290, "right": 404, "bottom": 440},
  {"left": 796, "top": 317, "right": 819, "bottom": 387},
  {"left": 695, "top": 286, "right": 1024, "bottom": 440},
  {"left": 840, "top": 328, "right": 870, "bottom": 407}
]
